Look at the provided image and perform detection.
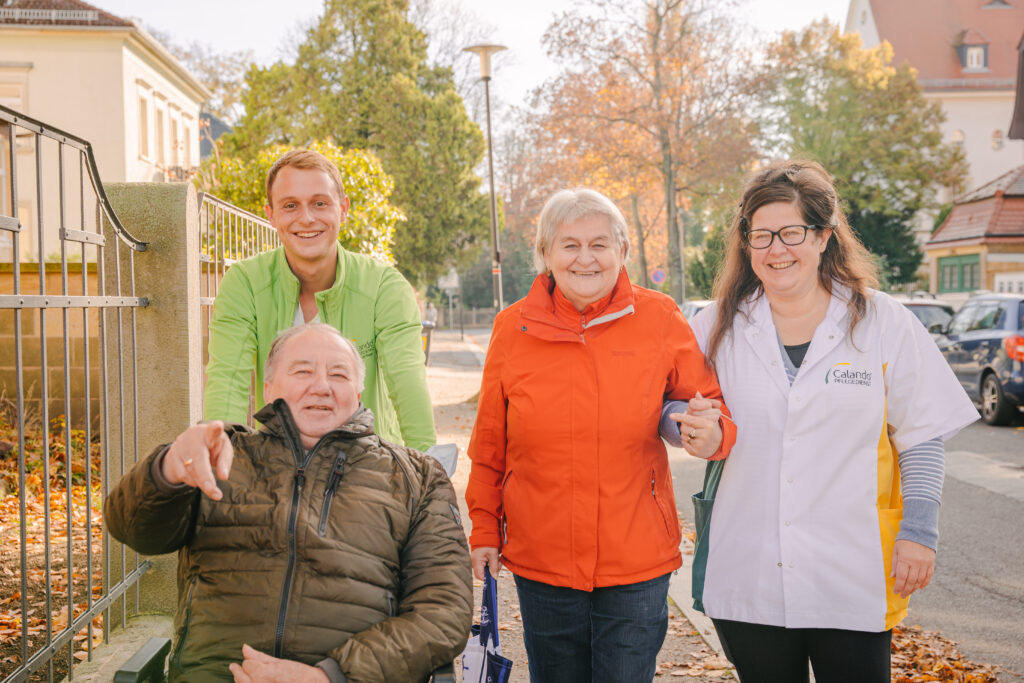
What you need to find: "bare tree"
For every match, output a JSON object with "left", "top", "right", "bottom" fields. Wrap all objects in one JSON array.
[{"left": 533, "top": 0, "right": 760, "bottom": 302}]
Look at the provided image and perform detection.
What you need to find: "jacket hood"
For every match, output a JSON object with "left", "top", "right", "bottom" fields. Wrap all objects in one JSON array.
[{"left": 254, "top": 398, "right": 376, "bottom": 445}]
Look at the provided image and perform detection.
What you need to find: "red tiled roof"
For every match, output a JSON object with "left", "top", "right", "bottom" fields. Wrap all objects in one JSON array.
[
  {"left": 0, "top": 0, "right": 132, "bottom": 27},
  {"left": 928, "top": 165, "right": 1024, "bottom": 245},
  {"left": 868, "top": 0, "right": 1024, "bottom": 90},
  {"left": 959, "top": 28, "right": 989, "bottom": 45},
  {"left": 958, "top": 163, "right": 1024, "bottom": 201}
]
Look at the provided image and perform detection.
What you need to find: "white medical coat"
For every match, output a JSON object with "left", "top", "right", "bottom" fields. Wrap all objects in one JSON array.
[{"left": 690, "top": 286, "right": 978, "bottom": 631}]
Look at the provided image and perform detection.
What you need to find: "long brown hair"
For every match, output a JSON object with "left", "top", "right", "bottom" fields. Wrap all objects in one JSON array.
[{"left": 705, "top": 160, "right": 878, "bottom": 367}]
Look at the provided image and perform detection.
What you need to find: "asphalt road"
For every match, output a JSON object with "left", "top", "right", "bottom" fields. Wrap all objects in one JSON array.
[{"left": 668, "top": 411, "right": 1024, "bottom": 678}]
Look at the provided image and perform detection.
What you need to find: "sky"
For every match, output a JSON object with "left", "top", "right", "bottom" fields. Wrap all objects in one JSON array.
[{"left": 96, "top": 0, "right": 852, "bottom": 106}]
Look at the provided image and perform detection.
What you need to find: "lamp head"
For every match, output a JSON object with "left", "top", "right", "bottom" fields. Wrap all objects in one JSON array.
[{"left": 463, "top": 43, "right": 508, "bottom": 80}]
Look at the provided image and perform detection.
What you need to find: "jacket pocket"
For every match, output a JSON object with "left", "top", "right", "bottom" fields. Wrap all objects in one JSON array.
[
  {"left": 318, "top": 487, "right": 337, "bottom": 537},
  {"left": 170, "top": 575, "right": 199, "bottom": 673},
  {"left": 650, "top": 468, "right": 675, "bottom": 539}
]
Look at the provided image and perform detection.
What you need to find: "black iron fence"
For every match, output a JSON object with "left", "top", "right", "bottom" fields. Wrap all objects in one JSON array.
[{"left": 0, "top": 103, "right": 150, "bottom": 681}]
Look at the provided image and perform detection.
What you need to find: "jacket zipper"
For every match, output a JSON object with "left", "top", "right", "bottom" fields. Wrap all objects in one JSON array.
[
  {"left": 273, "top": 412, "right": 318, "bottom": 658},
  {"left": 318, "top": 451, "right": 348, "bottom": 537},
  {"left": 170, "top": 575, "right": 199, "bottom": 672},
  {"left": 387, "top": 589, "right": 396, "bottom": 617}
]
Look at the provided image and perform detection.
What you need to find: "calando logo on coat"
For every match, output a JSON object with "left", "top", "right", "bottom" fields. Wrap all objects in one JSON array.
[{"left": 825, "top": 362, "right": 872, "bottom": 386}]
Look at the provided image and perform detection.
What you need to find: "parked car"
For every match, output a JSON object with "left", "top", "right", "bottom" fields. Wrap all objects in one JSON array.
[
  {"left": 933, "top": 294, "right": 1024, "bottom": 425},
  {"left": 891, "top": 295, "right": 957, "bottom": 339},
  {"left": 681, "top": 299, "right": 713, "bottom": 320}
]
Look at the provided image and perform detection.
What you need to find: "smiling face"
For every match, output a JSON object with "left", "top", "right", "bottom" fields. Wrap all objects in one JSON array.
[
  {"left": 265, "top": 165, "right": 350, "bottom": 269},
  {"left": 544, "top": 213, "right": 625, "bottom": 311},
  {"left": 748, "top": 201, "right": 832, "bottom": 300},
  {"left": 263, "top": 328, "right": 361, "bottom": 449}
]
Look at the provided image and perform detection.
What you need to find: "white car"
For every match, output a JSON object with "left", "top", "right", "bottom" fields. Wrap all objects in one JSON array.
[
  {"left": 680, "top": 299, "right": 713, "bottom": 320},
  {"left": 890, "top": 294, "right": 957, "bottom": 338}
]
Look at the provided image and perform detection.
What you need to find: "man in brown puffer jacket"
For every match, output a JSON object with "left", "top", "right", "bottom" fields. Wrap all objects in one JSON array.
[{"left": 105, "top": 324, "right": 472, "bottom": 682}]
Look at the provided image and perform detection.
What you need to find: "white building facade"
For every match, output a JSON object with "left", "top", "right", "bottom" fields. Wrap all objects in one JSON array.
[{"left": 0, "top": 0, "right": 209, "bottom": 261}]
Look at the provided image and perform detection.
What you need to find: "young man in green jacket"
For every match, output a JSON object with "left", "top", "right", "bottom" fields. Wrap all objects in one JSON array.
[{"left": 204, "top": 149, "right": 435, "bottom": 450}]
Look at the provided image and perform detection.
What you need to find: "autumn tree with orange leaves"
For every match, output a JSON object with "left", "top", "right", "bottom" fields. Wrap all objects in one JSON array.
[{"left": 529, "top": 0, "right": 759, "bottom": 302}]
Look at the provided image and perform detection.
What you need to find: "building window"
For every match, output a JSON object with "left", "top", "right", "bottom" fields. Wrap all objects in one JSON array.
[
  {"left": 184, "top": 126, "right": 192, "bottom": 167},
  {"left": 138, "top": 96, "right": 149, "bottom": 159},
  {"left": 966, "top": 46, "right": 985, "bottom": 69},
  {"left": 170, "top": 116, "right": 180, "bottom": 167},
  {"left": 0, "top": 121, "right": 10, "bottom": 214},
  {"left": 951, "top": 129, "right": 965, "bottom": 146},
  {"left": 861, "top": 10, "right": 867, "bottom": 24},
  {"left": 938, "top": 254, "right": 982, "bottom": 293},
  {"left": 0, "top": 82, "right": 22, "bottom": 111},
  {"left": 155, "top": 108, "right": 165, "bottom": 166},
  {"left": 992, "top": 129, "right": 1004, "bottom": 150}
]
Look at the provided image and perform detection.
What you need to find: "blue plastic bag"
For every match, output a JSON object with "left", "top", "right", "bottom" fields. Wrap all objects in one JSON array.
[{"left": 461, "top": 566, "right": 513, "bottom": 683}]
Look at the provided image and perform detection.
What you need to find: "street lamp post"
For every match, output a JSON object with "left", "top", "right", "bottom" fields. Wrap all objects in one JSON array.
[{"left": 463, "top": 43, "right": 507, "bottom": 310}]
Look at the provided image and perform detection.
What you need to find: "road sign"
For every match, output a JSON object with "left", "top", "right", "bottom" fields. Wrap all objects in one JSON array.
[{"left": 651, "top": 268, "right": 666, "bottom": 284}]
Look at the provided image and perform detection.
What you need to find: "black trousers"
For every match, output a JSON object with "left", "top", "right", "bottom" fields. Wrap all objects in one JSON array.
[{"left": 712, "top": 618, "right": 892, "bottom": 683}]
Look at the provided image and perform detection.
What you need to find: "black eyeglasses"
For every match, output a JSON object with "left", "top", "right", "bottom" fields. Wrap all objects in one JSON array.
[{"left": 744, "top": 225, "right": 828, "bottom": 250}]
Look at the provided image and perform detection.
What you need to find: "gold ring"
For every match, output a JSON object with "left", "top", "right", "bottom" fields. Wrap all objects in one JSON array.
[
  {"left": 183, "top": 458, "right": 194, "bottom": 467},
  {"left": 688, "top": 429, "right": 697, "bottom": 440}
]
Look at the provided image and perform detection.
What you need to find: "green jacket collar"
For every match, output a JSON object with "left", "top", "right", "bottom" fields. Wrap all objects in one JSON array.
[{"left": 273, "top": 245, "right": 349, "bottom": 308}]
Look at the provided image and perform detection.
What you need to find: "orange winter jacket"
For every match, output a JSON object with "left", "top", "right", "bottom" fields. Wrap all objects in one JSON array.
[{"left": 466, "top": 270, "right": 736, "bottom": 591}]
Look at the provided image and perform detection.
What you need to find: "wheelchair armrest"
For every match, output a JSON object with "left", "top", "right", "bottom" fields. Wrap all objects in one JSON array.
[
  {"left": 113, "top": 636, "right": 172, "bottom": 683},
  {"left": 430, "top": 661, "right": 455, "bottom": 683}
]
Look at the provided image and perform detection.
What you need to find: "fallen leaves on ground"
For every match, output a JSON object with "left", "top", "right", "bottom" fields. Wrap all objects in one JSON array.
[
  {"left": 657, "top": 651, "right": 734, "bottom": 679},
  {"left": 892, "top": 624, "right": 1001, "bottom": 682}
]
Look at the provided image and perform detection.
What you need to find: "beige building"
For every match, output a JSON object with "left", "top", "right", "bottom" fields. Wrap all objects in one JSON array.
[
  {"left": 924, "top": 164, "right": 1024, "bottom": 304},
  {"left": 845, "top": 0, "right": 1024, "bottom": 255},
  {"left": 0, "top": 0, "right": 209, "bottom": 261}
]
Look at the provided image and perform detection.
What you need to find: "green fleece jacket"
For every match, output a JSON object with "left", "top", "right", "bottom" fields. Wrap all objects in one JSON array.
[{"left": 204, "top": 246, "right": 435, "bottom": 450}]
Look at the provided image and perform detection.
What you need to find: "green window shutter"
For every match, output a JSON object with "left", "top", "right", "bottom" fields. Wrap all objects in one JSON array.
[{"left": 938, "top": 254, "right": 980, "bottom": 293}]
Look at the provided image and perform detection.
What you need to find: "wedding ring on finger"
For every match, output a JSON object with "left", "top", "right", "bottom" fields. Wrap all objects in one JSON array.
[
  {"left": 688, "top": 429, "right": 697, "bottom": 441},
  {"left": 183, "top": 458, "right": 194, "bottom": 467}
]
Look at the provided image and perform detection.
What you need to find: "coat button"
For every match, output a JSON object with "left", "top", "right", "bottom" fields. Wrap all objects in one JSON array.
[{"left": 777, "top": 562, "right": 783, "bottom": 567}]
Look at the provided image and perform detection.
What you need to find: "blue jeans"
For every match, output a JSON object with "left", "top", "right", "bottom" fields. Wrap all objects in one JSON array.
[{"left": 513, "top": 572, "right": 670, "bottom": 683}]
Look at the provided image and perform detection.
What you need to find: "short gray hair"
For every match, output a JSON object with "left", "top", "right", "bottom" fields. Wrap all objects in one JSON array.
[
  {"left": 264, "top": 323, "right": 366, "bottom": 392},
  {"left": 534, "top": 188, "right": 631, "bottom": 273}
]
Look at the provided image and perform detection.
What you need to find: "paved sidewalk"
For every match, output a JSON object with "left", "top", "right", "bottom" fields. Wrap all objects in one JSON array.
[{"left": 426, "top": 329, "right": 735, "bottom": 681}]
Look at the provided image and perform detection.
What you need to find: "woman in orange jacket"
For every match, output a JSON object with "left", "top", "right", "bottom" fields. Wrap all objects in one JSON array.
[{"left": 466, "top": 188, "right": 736, "bottom": 682}]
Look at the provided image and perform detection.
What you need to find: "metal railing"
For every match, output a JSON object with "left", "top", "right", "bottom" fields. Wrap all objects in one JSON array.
[
  {"left": 196, "top": 193, "right": 278, "bottom": 421},
  {"left": 0, "top": 103, "right": 149, "bottom": 682}
]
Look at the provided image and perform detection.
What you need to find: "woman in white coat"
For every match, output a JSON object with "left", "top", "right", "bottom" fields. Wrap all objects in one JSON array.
[{"left": 664, "top": 161, "right": 978, "bottom": 682}]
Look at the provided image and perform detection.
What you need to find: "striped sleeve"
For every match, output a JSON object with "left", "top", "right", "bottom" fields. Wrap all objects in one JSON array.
[{"left": 896, "top": 437, "right": 945, "bottom": 550}]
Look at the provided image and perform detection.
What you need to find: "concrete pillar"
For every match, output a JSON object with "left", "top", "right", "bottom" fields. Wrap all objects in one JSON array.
[{"left": 102, "top": 182, "right": 202, "bottom": 619}]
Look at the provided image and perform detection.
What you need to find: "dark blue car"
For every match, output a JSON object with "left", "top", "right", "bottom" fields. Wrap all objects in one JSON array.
[{"left": 934, "top": 294, "right": 1024, "bottom": 425}]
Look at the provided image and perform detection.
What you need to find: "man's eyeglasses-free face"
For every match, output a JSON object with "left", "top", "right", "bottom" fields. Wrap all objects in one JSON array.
[{"left": 743, "top": 225, "right": 829, "bottom": 250}]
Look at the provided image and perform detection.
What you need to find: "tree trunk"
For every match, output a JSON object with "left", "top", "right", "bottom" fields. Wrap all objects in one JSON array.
[
  {"left": 631, "top": 194, "right": 651, "bottom": 289},
  {"left": 662, "top": 136, "right": 682, "bottom": 303}
]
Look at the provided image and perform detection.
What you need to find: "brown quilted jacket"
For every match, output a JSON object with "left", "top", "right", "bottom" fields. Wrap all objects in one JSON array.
[{"left": 105, "top": 400, "right": 472, "bottom": 682}]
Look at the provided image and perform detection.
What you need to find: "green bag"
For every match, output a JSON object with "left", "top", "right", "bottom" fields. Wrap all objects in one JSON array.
[{"left": 690, "top": 457, "right": 725, "bottom": 612}]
